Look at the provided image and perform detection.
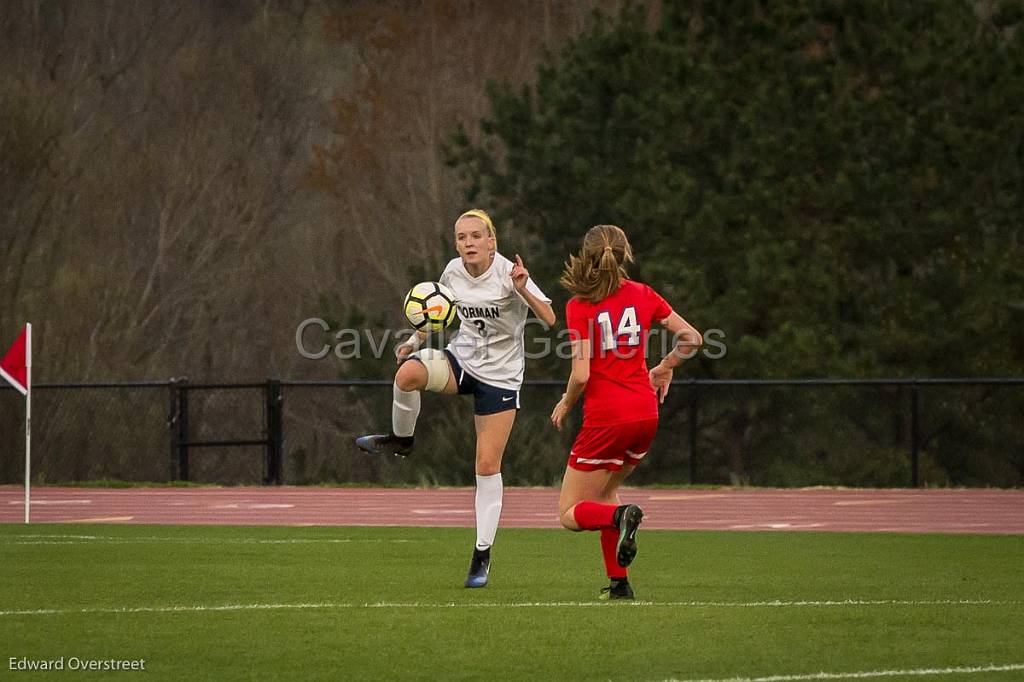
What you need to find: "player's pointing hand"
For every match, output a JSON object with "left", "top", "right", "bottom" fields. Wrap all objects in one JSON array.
[{"left": 511, "top": 253, "right": 529, "bottom": 292}]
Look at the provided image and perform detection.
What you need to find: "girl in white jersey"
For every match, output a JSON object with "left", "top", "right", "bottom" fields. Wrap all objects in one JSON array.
[{"left": 356, "top": 209, "right": 556, "bottom": 588}]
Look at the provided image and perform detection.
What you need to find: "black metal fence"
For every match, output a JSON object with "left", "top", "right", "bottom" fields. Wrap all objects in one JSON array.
[{"left": 1, "top": 378, "right": 1022, "bottom": 487}]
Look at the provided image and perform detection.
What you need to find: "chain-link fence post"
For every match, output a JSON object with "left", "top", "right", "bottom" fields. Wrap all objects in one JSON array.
[
  {"left": 689, "top": 380, "right": 700, "bottom": 484},
  {"left": 168, "top": 378, "right": 179, "bottom": 482},
  {"left": 910, "top": 382, "right": 920, "bottom": 487},
  {"left": 177, "top": 378, "right": 190, "bottom": 481},
  {"left": 265, "top": 378, "right": 284, "bottom": 485}
]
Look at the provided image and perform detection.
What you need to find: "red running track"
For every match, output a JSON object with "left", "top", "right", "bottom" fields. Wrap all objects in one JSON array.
[{"left": 0, "top": 486, "right": 1022, "bottom": 534}]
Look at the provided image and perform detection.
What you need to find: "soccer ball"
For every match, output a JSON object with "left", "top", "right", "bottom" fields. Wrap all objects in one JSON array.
[{"left": 404, "top": 281, "right": 457, "bottom": 331}]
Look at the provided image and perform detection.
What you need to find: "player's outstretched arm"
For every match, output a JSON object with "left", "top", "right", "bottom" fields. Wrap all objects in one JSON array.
[
  {"left": 649, "top": 313, "right": 702, "bottom": 403},
  {"left": 551, "top": 338, "right": 590, "bottom": 430},
  {"left": 396, "top": 330, "right": 431, "bottom": 363}
]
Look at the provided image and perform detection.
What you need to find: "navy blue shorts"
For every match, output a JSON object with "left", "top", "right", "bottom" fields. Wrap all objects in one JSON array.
[{"left": 444, "top": 349, "right": 520, "bottom": 416}]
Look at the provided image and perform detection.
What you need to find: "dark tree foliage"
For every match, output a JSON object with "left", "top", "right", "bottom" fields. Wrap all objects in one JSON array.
[{"left": 448, "top": 0, "right": 1024, "bottom": 485}]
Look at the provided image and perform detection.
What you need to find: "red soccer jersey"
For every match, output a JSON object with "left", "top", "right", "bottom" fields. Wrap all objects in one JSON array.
[{"left": 565, "top": 279, "right": 673, "bottom": 427}]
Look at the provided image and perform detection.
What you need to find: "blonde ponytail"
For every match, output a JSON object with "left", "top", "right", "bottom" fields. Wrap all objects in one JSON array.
[{"left": 560, "top": 225, "right": 634, "bottom": 303}]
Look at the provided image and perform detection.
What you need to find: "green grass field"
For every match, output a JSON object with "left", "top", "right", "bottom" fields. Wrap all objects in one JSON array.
[{"left": 1, "top": 524, "right": 1022, "bottom": 681}]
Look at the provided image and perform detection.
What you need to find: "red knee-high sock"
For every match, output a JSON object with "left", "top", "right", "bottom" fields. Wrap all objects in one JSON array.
[
  {"left": 572, "top": 501, "right": 617, "bottom": 530},
  {"left": 601, "top": 528, "right": 627, "bottom": 580}
]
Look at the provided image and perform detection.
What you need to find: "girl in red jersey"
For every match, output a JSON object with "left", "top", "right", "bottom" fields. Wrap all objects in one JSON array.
[{"left": 550, "top": 225, "right": 702, "bottom": 600}]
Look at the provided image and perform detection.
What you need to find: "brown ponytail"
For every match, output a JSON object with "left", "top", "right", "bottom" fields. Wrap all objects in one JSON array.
[{"left": 560, "top": 225, "right": 635, "bottom": 304}]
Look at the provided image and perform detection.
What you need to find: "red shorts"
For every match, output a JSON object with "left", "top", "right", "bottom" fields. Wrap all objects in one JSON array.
[{"left": 568, "top": 418, "right": 659, "bottom": 472}]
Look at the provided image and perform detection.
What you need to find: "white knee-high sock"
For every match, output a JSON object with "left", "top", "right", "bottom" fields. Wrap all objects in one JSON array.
[
  {"left": 392, "top": 382, "right": 420, "bottom": 437},
  {"left": 475, "top": 473, "right": 503, "bottom": 550}
]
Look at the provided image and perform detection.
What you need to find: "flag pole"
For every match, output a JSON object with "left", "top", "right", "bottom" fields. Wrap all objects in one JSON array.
[{"left": 24, "top": 323, "right": 31, "bottom": 525}]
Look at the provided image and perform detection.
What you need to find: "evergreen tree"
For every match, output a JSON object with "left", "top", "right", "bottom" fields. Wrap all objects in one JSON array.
[{"left": 448, "top": 0, "right": 1024, "bottom": 485}]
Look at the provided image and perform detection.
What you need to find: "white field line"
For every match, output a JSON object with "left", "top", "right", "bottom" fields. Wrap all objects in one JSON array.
[
  {"left": 668, "top": 662, "right": 1024, "bottom": 681},
  {"left": 6, "top": 499, "right": 91, "bottom": 505},
  {"left": 0, "top": 598, "right": 1018, "bottom": 618},
  {"left": 2, "top": 535, "right": 425, "bottom": 546}
]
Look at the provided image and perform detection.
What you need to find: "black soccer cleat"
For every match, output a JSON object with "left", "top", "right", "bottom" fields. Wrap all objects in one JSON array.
[
  {"left": 615, "top": 504, "right": 644, "bottom": 568},
  {"left": 355, "top": 433, "right": 414, "bottom": 458},
  {"left": 599, "top": 578, "right": 635, "bottom": 601},
  {"left": 464, "top": 547, "right": 490, "bottom": 588}
]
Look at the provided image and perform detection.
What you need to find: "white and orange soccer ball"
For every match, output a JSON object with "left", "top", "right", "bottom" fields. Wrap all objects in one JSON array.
[{"left": 404, "top": 281, "right": 457, "bottom": 331}]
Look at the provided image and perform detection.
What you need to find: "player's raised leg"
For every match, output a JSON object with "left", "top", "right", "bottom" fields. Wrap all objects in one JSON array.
[
  {"left": 558, "top": 463, "right": 642, "bottom": 599},
  {"left": 355, "top": 349, "right": 457, "bottom": 457},
  {"left": 464, "top": 408, "right": 516, "bottom": 588},
  {"left": 558, "top": 466, "right": 615, "bottom": 530}
]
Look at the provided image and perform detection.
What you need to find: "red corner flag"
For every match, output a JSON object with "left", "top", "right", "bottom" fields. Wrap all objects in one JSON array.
[
  {"left": 1, "top": 325, "right": 30, "bottom": 396},
  {"left": 3, "top": 324, "right": 32, "bottom": 523}
]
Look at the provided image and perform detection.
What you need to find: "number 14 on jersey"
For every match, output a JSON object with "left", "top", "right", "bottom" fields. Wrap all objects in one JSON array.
[{"left": 596, "top": 306, "right": 641, "bottom": 351}]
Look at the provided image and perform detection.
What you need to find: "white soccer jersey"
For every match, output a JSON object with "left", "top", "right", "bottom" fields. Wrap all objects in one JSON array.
[{"left": 438, "top": 252, "right": 551, "bottom": 391}]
